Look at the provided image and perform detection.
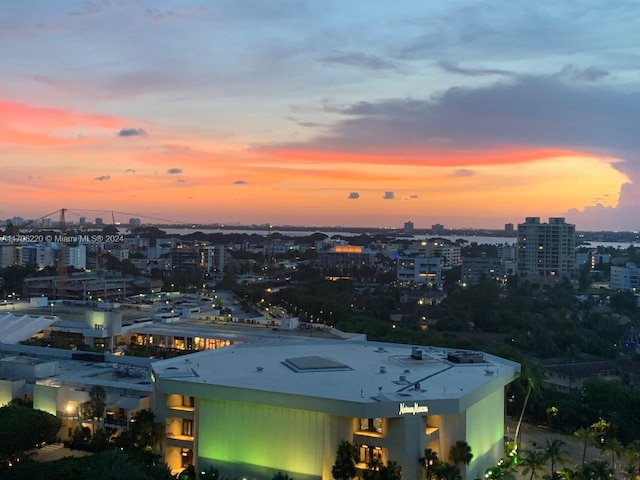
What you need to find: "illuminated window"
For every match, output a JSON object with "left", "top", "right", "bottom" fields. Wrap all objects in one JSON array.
[
  {"left": 181, "top": 448, "right": 193, "bottom": 468},
  {"left": 182, "top": 396, "right": 194, "bottom": 408},
  {"left": 182, "top": 419, "right": 193, "bottom": 437},
  {"left": 358, "top": 445, "right": 383, "bottom": 465},
  {"left": 359, "top": 418, "right": 383, "bottom": 434}
]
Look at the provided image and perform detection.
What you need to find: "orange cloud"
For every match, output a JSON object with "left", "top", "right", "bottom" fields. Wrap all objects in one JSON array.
[
  {"left": 257, "top": 145, "right": 593, "bottom": 168},
  {"left": 0, "top": 98, "right": 128, "bottom": 148},
  {"left": 0, "top": 99, "right": 122, "bottom": 129}
]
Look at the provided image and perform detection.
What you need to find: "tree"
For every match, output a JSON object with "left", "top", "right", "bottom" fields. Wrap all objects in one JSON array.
[
  {"left": 332, "top": 441, "right": 358, "bottom": 480},
  {"left": 513, "top": 360, "right": 545, "bottom": 449},
  {"left": 0, "top": 404, "right": 62, "bottom": 460},
  {"left": 419, "top": 448, "right": 440, "bottom": 480},
  {"left": 88, "top": 449, "right": 145, "bottom": 480},
  {"left": 449, "top": 441, "right": 473, "bottom": 466},
  {"left": 574, "top": 428, "right": 596, "bottom": 466},
  {"left": 543, "top": 439, "right": 570, "bottom": 477},
  {"left": 520, "top": 451, "right": 547, "bottom": 480},
  {"left": 434, "top": 462, "right": 462, "bottom": 480},
  {"left": 114, "top": 409, "right": 163, "bottom": 451},
  {"left": 273, "top": 473, "right": 294, "bottom": 480},
  {"left": 380, "top": 461, "right": 403, "bottom": 480},
  {"left": 82, "top": 385, "right": 107, "bottom": 433},
  {"left": 582, "top": 460, "right": 614, "bottom": 480},
  {"left": 603, "top": 437, "right": 624, "bottom": 471}
]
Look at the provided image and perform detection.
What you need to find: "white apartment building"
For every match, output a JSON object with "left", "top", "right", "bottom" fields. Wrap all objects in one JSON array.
[
  {"left": 397, "top": 256, "right": 442, "bottom": 286},
  {"left": 516, "top": 217, "right": 576, "bottom": 282},
  {"left": 610, "top": 263, "right": 640, "bottom": 291}
]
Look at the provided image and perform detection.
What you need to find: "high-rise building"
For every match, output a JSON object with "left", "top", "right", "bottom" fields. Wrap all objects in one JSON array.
[
  {"left": 403, "top": 221, "right": 414, "bottom": 233},
  {"left": 516, "top": 217, "right": 575, "bottom": 282}
]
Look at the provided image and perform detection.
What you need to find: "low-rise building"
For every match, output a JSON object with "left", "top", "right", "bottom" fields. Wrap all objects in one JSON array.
[{"left": 152, "top": 341, "right": 519, "bottom": 480}]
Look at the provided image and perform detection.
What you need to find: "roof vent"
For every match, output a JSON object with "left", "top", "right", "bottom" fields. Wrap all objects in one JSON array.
[
  {"left": 380, "top": 366, "right": 387, "bottom": 374},
  {"left": 411, "top": 347, "right": 423, "bottom": 360},
  {"left": 404, "top": 369, "right": 411, "bottom": 374},
  {"left": 399, "top": 375, "right": 407, "bottom": 382},
  {"left": 256, "top": 366, "right": 264, "bottom": 372}
]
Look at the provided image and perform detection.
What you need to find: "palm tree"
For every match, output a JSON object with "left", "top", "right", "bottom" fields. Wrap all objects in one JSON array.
[
  {"left": 543, "top": 439, "right": 570, "bottom": 477},
  {"left": 380, "top": 461, "right": 403, "bottom": 480},
  {"left": 520, "top": 451, "right": 547, "bottom": 480},
  {"left": 621, "top": 463, "right": 638, "bottom": 480},
  {"left": 83, "top": 385, "right": 107, "bottom": 434},
  {"left": 514, "top": 361, "right": 545, "bottom": 449},
  {"left": 574, "top": 428, "right": 596, "bottom": 466},
  {"left": 583, "top": 460, "right": 614, "bottom": 480},
  {"left": 449, "top": 441, "right": 473, "bottom": 466},
  {"left": 435, "top": 462, "right": 462, "bottom": 480},
  {"left": 89, "top": 449, "right": 145, "bottom": 480},
  {"left": 419, "top": 448, "right": 440, "bottom": 480},
  {"left": 625, "top": 440, "right": 640, "bottom": 474},
  {"left": 603, "top": 438, "right": 624, "bottom": 471}
]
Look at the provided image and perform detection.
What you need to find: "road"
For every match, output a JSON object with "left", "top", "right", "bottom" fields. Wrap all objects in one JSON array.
[{"left": 505, "top": 419, "right": 614, "bottom": 478}]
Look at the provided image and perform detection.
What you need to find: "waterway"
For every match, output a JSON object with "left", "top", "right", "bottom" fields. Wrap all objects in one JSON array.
[{"left": 124, "top": 228, "right": 638, "bottom": 249}]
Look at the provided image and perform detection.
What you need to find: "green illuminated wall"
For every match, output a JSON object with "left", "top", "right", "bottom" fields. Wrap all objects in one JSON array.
[
  {"left": 198, "top": 397, "right": 329, "bottom": 479},
  {"left": 33, "top": 383, "right": 59, "bottom": 416},
  {"left": 465, "top": 388, "right": 505, "bottom": 479}
]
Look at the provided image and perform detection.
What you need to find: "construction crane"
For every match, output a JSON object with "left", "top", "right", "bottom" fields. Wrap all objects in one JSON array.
[{"left": 56, "top": 208, "right": 67, "bottom": 300}]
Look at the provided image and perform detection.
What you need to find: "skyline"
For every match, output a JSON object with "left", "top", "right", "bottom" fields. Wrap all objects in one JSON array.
[{"left": 1, "top": 1, "right": 639, "bottom": 230}]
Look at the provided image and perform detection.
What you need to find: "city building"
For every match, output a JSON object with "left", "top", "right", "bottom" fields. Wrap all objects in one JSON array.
[
  {"left": 152, "top": 341, "right": 519, "bottom": 480},
  {"left": 516, "top": 217, "right": 576, "bottom": 282},
  {"left": 407, "top": 241, "right": 461, "bottom": 267},
  {"left": 461, "top": 257, "right": 504, "bottom": 285},
  {"left": 315, "top": 245, "right": 377, "bottom": 273},
  {"left": 403, "top": 221, "right": 414, "bottom": 234},
  {"left": 22, "top": 272, "right": 136, "bottom": 301},
  {"left": 397, "top": 256, "right": 442, "bottom": 286},
  {"left": 610, "top": 263, "right": 640, "bottom": 292}
]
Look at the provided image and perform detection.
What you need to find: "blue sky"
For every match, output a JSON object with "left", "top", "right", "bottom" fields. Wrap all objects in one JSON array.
[{"left": 1, "top": 1, "right": 639, "bottom": 229}]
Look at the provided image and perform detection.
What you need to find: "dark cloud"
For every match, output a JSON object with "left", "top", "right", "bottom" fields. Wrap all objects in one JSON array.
[
  {"left": 234, "top": 180, "right": 247, "bottom": 185},
  {"left": 176, "top": 179, "right": 186, "bottom": 183},
  {"left": 118, "top": 128, "right": 147, "bottom": 137},
  {"left": 383, "top": 191, "right": 395, "bottom": 200},
  {"left": 95, "top": 175, "right": 111, "bottom": 181},
  {"left": 266, "top": 68, "right": 639, "bottom": 175},
  {"left": 438, "top": 61, "right": 515, "bottom": 78},
  {"left": 167, "top": 168, "right": 182, "bottom": 174},
  {"left": 125, "top": 168, "right": 136, "bottom": 173},
  {"left": 348, "top": 192, "right": 360, "bottom": 199},
  {"left": 318, "top": 52, "right": 403, "bottom": 72},
  {"left": 409, "top": 194, "right": 419, "bottom": 199}
]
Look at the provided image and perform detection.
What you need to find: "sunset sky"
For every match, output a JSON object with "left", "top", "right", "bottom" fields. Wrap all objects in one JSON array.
[{"left": 1, "top": 1, "right": 639, "bottom": 230}]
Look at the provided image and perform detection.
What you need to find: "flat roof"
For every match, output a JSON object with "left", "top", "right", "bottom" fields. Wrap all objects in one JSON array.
[
  {"left": 152, "top": 341, "right": 520, "bottom": 405},
  {"left": 127, "top": 320, "right": 344, "bottom": 343}
]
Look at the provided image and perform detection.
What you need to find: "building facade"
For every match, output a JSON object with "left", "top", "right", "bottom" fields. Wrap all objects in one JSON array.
[
  {"left": 516, "top": 217, "right": 576, "bottom": 282},
  {"left": 610, "top": 263, "right": 640, "bottom": 291},
  {"left": 397, "top": 256, "right": 442, "bottom": 286},
  {"left": 152, "top": 341, "right": 519, "bottom": 480}
]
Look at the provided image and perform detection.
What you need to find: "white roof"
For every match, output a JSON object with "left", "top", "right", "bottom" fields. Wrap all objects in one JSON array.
[
  {"left": 152, "top": 340, "right": 520, "bottom": 406},
  {"left": 0, "top": 313, "right": 58, "bottom": 344}
]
